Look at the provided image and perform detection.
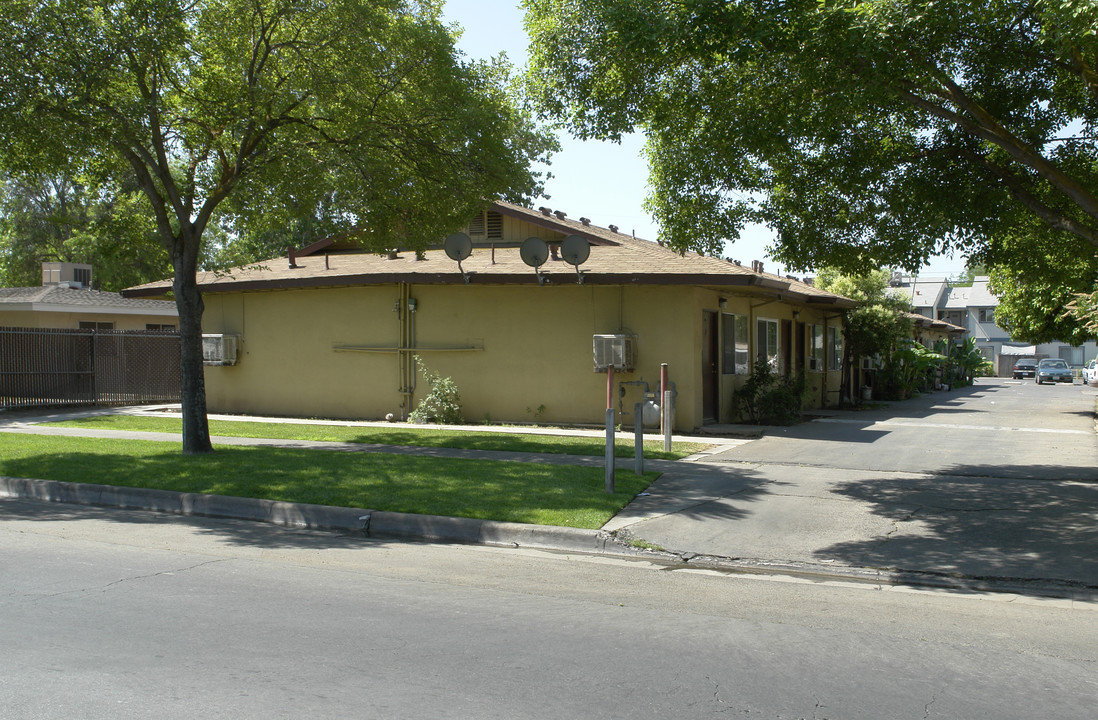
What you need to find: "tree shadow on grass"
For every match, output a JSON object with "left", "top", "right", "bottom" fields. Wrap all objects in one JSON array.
[{"left": 822, "top": 462, "right": 1098, "bottom": 590}]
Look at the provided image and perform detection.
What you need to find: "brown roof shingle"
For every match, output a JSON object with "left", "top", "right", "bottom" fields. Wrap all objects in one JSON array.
[{"left": 123, "top": 200, "right": 854, "bottom": 308}]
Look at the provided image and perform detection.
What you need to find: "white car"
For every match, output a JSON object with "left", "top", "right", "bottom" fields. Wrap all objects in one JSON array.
[{"left": 1083, "top": 359, "right": 1098, "bottom": 385}]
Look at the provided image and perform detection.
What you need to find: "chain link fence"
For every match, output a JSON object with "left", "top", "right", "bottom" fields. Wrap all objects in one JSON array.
[{"left": 0, "top": 327, "right": 181, "bottom": 409}]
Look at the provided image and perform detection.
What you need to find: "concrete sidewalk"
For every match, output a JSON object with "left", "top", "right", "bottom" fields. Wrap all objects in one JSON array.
[{"left": 3, "top": 395, "right": 1097, "bottom": 600}]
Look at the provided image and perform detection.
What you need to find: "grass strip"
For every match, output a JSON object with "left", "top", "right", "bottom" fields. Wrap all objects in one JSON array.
[
  {"left": 46, "top": 415, "right": 708, "bottom": 460},
  {"left": 0, "top": 434, "right": 655, "bottom": 529}
]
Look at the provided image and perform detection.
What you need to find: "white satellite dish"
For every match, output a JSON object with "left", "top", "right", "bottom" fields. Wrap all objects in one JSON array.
[
  {"left": 560, "top": 235, "right": 590, "bottom": 284},
  {"left": 520, "top": 237, "right": 550, "bottom": 284},
  {"left": 444, "top": 233, "right": 473, "bottom": 284}
]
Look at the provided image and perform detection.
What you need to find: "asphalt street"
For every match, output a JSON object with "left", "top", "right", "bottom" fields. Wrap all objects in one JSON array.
[{"left": 2, "top": 505, "right": 1095, "bottom": 719}]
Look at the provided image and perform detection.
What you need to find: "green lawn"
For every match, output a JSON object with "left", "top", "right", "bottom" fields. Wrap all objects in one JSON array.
[
  {"left": 0, "top": 434, "right": 656, "bottom": 529},
  {"left": 46, "top": 415, "right": 708, "bottom": 460}
]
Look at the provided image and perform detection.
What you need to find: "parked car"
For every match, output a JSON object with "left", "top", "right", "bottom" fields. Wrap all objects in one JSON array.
[
  {"left": 1012, "top": 358, "right": 1038, "bottom": 379},
  {"left": 1036, "top": 358, "right": 1073, "bottom": 384},
  {"left": 1083, "top": 359, "right": 1098, "bottom": 385}
]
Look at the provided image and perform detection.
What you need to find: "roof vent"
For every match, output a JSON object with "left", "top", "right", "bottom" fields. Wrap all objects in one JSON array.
[
  {"left": 553, "top": 210, "right": 567, "bottom": 220},
  {"left": 609, "top": 224, "right": 619, "bottom": 233},
  {"left": 538, "top": 206, "right": 552, "bottom": 216},
  {"left": 580, "top": 217, "right": 591, "bottom": 226}
]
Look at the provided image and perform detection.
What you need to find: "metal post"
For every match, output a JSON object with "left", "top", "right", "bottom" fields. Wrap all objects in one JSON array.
[
  {"left": 663, "top": 390, "right": 673, "bottom": 453},
  {"left": 634, "top": 402, "right": 644, "bottom": 475},
  {"left": 605, "top": 408, "right": 616, "bottom": 493},
  {"left": 659, "top": 363, "right": 668, "bottom": 437}
]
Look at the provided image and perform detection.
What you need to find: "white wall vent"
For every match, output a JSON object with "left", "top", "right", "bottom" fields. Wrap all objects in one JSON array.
[
  {"left": 202, "top": 334, "right": 239, "bottom": 366},
  {"left": 593, "top": 334, "right": 636, "bottom": 372}
]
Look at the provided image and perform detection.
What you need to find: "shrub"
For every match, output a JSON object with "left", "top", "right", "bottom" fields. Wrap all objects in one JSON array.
[
  {"left": 408, "top": 360, "right": 464, "bottom": 424},
  {"left": 733, "top": 362, "right": 808, "bottom": 425}
]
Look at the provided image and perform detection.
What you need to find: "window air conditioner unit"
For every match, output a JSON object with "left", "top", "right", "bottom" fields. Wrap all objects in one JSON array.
[
  {"left": 593, "top": 334, "right": 637, "bottom": 372},
  {"left": 202, "top": 334, "right": 239, "bottom": 366}
]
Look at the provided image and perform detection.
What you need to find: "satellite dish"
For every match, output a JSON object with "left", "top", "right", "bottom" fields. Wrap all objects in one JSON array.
[
  {"left": 520, "top": 237, "right": 550, "bottom": 285},
  {"left": 561, "top": 235, "right": 590, "bottom": 284},
  {"left": 444, "top": 233, "right": 472, "bottom": 261},
  {"left": 520, "top": 237, "right": 549, "bottom": 267},
  {"left": 444, "top": 232, "right": 473, "bottom": 284},
  {"left": 560, "top": 235, "right": 590, "bottom": 266}
]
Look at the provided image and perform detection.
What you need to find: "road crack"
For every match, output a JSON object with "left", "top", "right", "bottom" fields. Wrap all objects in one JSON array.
[{"left": 27, "top": 558, "right": 229, "bottom": 601}]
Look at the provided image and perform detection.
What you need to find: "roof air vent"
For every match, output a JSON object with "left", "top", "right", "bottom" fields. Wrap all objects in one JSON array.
[
  {"left": 554, "top": 210, "right": 567, "bottom": 220},
  {"left": 580, "top": 217, "right": 591, "bottom": 226},
  {"left": 608, "top": 224, "right": 619, "bottom": 233},
  {"left": 538, "top": 206, "right": 552, "bottom": 216}
]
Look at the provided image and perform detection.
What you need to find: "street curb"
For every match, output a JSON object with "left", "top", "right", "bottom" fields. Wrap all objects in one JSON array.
[
  {"left": 0, "top": 476, "right": 371, "bottom": 532},
  {"left": 5, "top": 475, "right": 1095, "bottom": 601},
  {"left": 0, "top": 475, "right": 630, "bottom": 554}
]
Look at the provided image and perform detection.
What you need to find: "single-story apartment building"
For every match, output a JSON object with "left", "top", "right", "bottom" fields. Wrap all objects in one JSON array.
[
  {"left": 124, "top": 201, "right": 856, "bottom": 431},
  {"left": 1, "top": 262, "right": 178, "bottom": 331}
]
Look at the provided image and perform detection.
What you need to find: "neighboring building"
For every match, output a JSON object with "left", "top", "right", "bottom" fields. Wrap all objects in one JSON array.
[
  {"left": 906, "top": 312, "right": 966, "bottom": 349},
  {"left": 890, "top": 274, "right": 1097, "bottom": 375},
  {"left": 0, "top": 262, "right": 178, "bottom": 331},
  {"left": 124, "top": 201, "right": 856, "bottom": 430}
]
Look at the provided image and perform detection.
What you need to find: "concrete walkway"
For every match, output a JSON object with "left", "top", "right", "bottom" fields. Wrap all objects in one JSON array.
[{"left": 3, "top": 383, "right": 1097, "bottom": 600}]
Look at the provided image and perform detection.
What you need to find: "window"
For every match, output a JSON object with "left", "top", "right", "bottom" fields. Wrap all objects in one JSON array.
[
  {"left": 721, "top": 313, "right": 749, "bottom": 375},
  {"left": 146, "top": 323, "right": 176, "bottom": 331},
  {"left": 73, "top": 267, "right": 91, "bottom": 286},
  {"left": 828, "top": 326, "right": 842, "bottom": 371},
  {"left": 78, "top": 321, "right": 113, "bottom": 331},
  {"left": 808, "top": 324, "right": 825, "bottom": 371},
  {"left": 756, "top": 318, "right": 779, "bottom": 370},
  {"left": 978, "top": 307, "right": 995, "bottom": 323}
]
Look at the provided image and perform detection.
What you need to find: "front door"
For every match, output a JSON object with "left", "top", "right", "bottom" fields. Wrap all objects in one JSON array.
[{"left": 702, "top": 311, "right": 719, "bottom": 423}]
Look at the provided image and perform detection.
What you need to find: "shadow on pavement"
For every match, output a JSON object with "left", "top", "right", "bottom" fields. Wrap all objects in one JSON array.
[{"left": 823, "top": 465, "right": 1098, "bottom": 588}]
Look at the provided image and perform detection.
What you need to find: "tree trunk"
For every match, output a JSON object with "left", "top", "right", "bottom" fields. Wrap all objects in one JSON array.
[{"left": 173, "top": 248, "right": 213, "bottom": 455}]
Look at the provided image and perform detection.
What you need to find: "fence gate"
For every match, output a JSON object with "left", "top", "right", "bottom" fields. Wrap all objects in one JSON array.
[{"left": 0, "top": 327, "right": 181, "bottom": 409}]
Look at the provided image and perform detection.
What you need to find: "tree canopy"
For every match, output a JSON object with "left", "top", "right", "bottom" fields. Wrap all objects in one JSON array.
[
  {"left": 0, "top": 0, "right": 554, "bottom": 452},
  {"left": 523, "top": 0, "right": 1098, "bottom": 277},
  {"left": 0, "top": 171, "right": 171, "bottom": 291}
]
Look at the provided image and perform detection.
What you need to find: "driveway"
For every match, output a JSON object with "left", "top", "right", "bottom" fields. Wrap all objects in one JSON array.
[{"left": 617, "top": 378, "right": 1098, "bottom": 590}]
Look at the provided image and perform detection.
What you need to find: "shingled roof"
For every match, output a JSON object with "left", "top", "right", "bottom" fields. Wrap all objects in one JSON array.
[
  {"left": 123, "top": 200, "right": 855, "bottom": 308},
  {"left": 0, "top": 284, "right": 177, "bottom": 315}
]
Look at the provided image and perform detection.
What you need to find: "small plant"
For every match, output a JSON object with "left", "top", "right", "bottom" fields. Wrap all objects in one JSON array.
[
  {"left": 525, "top": 404, "right": 547, "bottom": 422},
  {"left": 733, "top": 362, "right": 808, "bottom": 425},
  {"left": 408, "top": 358, "right": 464, "bottom": 424}
]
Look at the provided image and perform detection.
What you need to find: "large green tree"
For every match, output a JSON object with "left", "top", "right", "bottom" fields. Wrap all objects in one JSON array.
[
  {"left": 0, "top": 170, "right": 171, "bottom": 291},
  {"left": 0, "top": 0, "right": 553, "bottom": 453},
  {"left": 523, "top": 0, "right": 1098, "bottom": 275}
]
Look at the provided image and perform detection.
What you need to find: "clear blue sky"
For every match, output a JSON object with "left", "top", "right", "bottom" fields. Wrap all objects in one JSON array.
[{"left": 441, "top": 0, "right": 967, "bottom": 277}]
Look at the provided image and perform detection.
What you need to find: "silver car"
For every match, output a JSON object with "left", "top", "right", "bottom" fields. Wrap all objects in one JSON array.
[{"left": 1036, "top": 358, "right": 1073, "bottom": 384}]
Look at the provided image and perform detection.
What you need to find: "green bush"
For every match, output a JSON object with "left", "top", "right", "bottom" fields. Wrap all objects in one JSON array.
[
  {"left": 733, "top": 362, "right": 808, "bottom": 425},
  {"left": 408, "top": 360, "right": 464, "bottom": 424}
]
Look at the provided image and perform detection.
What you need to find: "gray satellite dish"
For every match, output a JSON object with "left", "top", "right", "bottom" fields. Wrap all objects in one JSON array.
[
  {"left": 520, "top": 237, "right": 549, "bottom": 267},
  {"left": 560, "top": 235, "right": 590, "bottom": 284},
  {"left": 520, "top": 237, "right": 550, "bottom": 284},
  {"left": 444, "top": 232, "right": 473, "bottom": 283},
  {"left": 444, "top": 232, "right": 473, "bottom": 261}
]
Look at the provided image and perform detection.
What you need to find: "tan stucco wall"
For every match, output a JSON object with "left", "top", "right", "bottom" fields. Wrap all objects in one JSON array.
[
  {"left": 0, "top": 309, "right": 175, "bottom": 331},
  {"left": 200, "top": 283, "right": 846, "bottom": 430}
]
